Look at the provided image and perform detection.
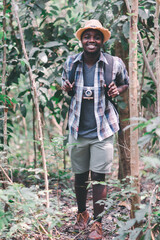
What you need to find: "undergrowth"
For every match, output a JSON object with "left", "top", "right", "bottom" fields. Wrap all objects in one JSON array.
[{"left": 0, "top": 155, "right": 160, "bottom": 239}]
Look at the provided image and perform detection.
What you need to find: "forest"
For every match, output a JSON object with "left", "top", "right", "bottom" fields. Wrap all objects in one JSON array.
[{"left": 0, "top": 0, "right": 160, "bottom": 239}]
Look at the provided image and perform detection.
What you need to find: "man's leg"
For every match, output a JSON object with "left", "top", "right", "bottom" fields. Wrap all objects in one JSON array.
[
  {"left": 75, "top": 171, "right": 89, "bottom": 213},
  {"left": 91, "top": 171, "right": 106, "bottom": 222},
  {"left": 74, "top": 171, "right": 90, "bottom": 232},
  {"left": 87, "top": 171, "right": 106, "bottom": 240}
]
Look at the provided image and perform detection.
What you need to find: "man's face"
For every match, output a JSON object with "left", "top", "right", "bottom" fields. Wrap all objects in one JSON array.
[{"left": 81, "top": 29, "right": 103, "bottom": 54}]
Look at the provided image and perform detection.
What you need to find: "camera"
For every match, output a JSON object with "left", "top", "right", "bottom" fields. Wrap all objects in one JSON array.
[{"left": 83, "top": 87, "right": 94, "bottom": 99}]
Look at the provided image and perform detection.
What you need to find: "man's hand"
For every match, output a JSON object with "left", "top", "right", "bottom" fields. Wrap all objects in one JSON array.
[
  {"left": 104, "top": 82, "right": 119, "bottom": 98},
  {"left": 62, "top": 80, "right": 75, "bottom": 93}
]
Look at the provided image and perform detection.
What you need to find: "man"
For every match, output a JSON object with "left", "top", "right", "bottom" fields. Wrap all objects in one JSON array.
[{"left": 62, "top": 19, "right": 129, "bottom": 240}]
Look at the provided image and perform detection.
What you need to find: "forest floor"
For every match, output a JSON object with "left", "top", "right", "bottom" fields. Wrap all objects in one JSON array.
[
  {"left": 6, "top": 155, "right": 158, "bottom": 240},
  {"left": 50, "top": 162, "right": 155, "bottom": 240},
  {"left": 52, "top": 181, "right": 129, "bottom": 240}
]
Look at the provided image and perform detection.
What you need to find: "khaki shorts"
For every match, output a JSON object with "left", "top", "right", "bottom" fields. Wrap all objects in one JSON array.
[{"left": 68, "top": 135, "right": 114, "bottom": 174}]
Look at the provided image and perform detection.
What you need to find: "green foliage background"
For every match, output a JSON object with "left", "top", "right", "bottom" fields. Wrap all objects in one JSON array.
[{"left": 0, "top": 0, "right": 160, "bottom": 239}]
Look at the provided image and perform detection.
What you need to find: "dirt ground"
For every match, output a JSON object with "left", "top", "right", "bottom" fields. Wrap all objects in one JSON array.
[
  {"left": 52, "top": 188, "right": 124, "bottom": 240},
  {"left": 51, "top": 160, "right": 157, "bottom": 240}
]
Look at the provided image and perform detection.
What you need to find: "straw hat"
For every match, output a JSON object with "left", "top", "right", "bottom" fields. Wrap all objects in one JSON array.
[{"left": 75, "top": 19, "right": 111, "bottom": 43}]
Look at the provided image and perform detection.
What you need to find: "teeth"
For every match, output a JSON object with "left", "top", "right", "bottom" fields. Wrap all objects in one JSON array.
[{"left": 88, "top": 45, "right": 96, "bottom": 49}]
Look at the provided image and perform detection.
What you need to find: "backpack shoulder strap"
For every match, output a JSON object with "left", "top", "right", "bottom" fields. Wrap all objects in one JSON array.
[
  {"left": 103, "top": 52, "right": 114, "bottom": 86},
  {"left": 67, "top": 54, "right": 80, "bottom": 96},
  {"left": 103, "top": 53, "right": 117, "bottom": 108},
  {"left": 69, "top": 54, "right": 80, "bottom": 84}
]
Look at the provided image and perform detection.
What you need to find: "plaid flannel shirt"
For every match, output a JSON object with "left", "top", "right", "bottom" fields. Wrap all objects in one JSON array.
[{"left": 62, "top": 52, "right": 129, "bottom": 141}]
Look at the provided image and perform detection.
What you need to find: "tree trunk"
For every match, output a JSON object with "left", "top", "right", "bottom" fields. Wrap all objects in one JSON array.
[
  {"left": 114, "top": 41, "right": 131, "bottom": 180},
  {"left": 154, "top": 1, "right": 160, "bottom": 116},
  {"left": 129, "top": 0, "right": 140, "bottom": 219},
  {"left": 12, "top": 0, "right": 50, "bottom": 208}
]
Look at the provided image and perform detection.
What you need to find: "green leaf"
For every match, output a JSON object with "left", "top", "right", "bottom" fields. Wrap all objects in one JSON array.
[
  {"left": 39, "top": 94, "right": 47, "bottom": 106},
  {"left": 11, "top": 98, "right": 18, "bottom": 104},
  {"left": 20, "top": 58, "right": 30, "bottom": 67},
  {"left": 50, "top": 85, "right": 56, "bottom": 91},
  {"left": 138, "top": 134, "right": 152, "bottom": 147},
  {"left": 38, "top": 52, "right": 48, "bottom": 63},
  {"left": 29, "top": 47, "right": 40, "bottom": 58},
  {"left": 67, "top": 9, "right": 72, "bottom": 18},
  {"left": 142, "top": 156, "right": 160, "bottom": 168},
  {"left": 155, "top": 128, "right": 160, "bottom": 137},
  {"left": 44, "top": 41, "right": 63, "bottom": 48},
  {"left": 39, "top": 87, "right": 47, "bottom": 95},
  {"left": 51, "top": 90, "right": 63, "bottom": 104},
  {"left": 0, "top": 31, "right": 3, "bottom": 39},
  {"left": 122, "top": 21, "right": 129, "bottom": 39},
  {"left": 47, "top": 100, "right": 54, "bottom": 112},
  {"left": 18, "top": 89, "right": 30, "bottom": 98},
  {"left": 135, "top": 207, "right": 148, "bottom": 223},
  {"left": 65, "top": 27, "right": 74, "bottom": 38},
  {"left": 124, "top": 218, "right": 136, "bottom": 230},
  {"left": 38, "top": 78, "right": 50, "bottom": 86},
  {"left": 129, "top": 227, "right": 142, "bottom": 240},
  {"left": 144, "top": 229, "right": 151, "bottom": 240},
  {"left": 0, "top": 94, "right": 6, "bottom": 102},
  {"left": 50, "top": 5, "right": 59, "bottom": 11},
  {"left": 6, "top": 98, "right": 12, "bottom": 106},
  {"left": 139, "top": 9, "right": 149, "bottom": 20}
]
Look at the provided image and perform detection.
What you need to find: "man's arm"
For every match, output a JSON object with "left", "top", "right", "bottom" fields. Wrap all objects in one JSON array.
[
  {"left": 107, "top": 57, "right": 129, "bottom": 98},
  {"left": 106, "top": 81, "right": 128, "bottom": 98}
]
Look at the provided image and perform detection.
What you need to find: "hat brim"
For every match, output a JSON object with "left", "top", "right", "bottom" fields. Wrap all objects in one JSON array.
[{"left": 75, "top": 27, "right": 111, "bottom": 43}]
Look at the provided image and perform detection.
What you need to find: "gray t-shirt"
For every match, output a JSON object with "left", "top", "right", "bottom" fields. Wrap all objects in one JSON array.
[{"left": 78, "top": 63, "right": 97, "bottom": 138}]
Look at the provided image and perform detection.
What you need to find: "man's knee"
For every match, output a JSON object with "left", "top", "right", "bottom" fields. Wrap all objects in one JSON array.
[
  {"left": 91, "top": 171, "right": 105, "bottom": 181},
  {"left": 75, "top": 171, "right": 89, "bottom": 186}
]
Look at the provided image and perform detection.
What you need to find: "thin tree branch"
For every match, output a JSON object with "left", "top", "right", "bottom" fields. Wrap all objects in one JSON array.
[
  {"left": 154, "top": 1, "right": 160, "bottom": 115},
  {"left": 137, "top": 32, "right": 157, "bottom": 86},
  {"left": 2, "top": 0, "right": 8, "bottom": 162},
  {"left": 11, "top": 0, "right": 50, "bottom": 208}
]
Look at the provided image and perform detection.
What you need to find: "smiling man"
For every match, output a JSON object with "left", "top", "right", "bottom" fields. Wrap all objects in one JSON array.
[{"left": 62, "top": 19, "right": 129, "bottom": 240}]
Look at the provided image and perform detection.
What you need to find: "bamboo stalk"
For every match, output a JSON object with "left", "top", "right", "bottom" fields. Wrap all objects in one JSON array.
[{"left": 11, "top": 0, "right": 49, "bottom": 208}]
